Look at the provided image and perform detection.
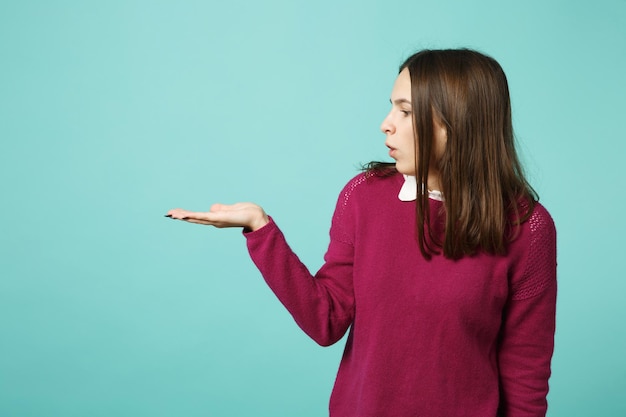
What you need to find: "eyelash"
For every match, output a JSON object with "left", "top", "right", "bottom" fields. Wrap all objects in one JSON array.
[{"left": 401, "top": 110, "right": 411, "bottom": 116}]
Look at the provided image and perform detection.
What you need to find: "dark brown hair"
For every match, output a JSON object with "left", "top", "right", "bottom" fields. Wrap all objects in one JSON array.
[{"left": 369, "top": 49, "right": 537, "bottom": 260}]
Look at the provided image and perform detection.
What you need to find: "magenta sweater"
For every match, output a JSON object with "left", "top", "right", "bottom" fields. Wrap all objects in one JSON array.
[{"left": 244, "top": 172, "right": 557, "bottom": 417}]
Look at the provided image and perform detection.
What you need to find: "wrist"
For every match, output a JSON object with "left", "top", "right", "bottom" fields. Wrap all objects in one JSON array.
[{"left": 248, "top": 210, "right": 270, "bottom": 232}]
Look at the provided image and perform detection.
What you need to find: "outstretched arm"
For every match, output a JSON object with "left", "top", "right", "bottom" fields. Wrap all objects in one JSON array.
[
  {"left": 165, "top": 200, "right": 355, "bottom": 346},
  {"left": 166, "top": 203, "right": 270, "bottom": 232}
]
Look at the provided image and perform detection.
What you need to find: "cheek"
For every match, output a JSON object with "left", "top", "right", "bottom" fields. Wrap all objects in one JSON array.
[
  {"left": 398, "top": 133, "right": 417, "bottom": 175},
  {"left": 403, "top": 132, "right": 416, "bottom": 156}
]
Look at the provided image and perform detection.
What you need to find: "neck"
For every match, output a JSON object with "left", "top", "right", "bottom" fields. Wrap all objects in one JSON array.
[{"left": 427, "top": 170, "right": 441, "bottom": 192}]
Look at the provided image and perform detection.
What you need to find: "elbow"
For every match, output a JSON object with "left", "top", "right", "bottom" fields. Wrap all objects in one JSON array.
[
  {"left": 310, "top": 331, "right": 345, "bottom": 347},
  {"left": 299, "top": 319, "right": 351, "bottom": 347}
]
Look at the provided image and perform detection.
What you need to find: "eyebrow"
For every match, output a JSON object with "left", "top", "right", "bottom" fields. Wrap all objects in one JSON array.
[{"left": 390, "top": 98, "right": 411, "bottom": 105}]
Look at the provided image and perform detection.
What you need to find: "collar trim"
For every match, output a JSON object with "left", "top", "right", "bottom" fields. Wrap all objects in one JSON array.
[{"left": 399, "top": 175, "right": 443, "bottom": 202}]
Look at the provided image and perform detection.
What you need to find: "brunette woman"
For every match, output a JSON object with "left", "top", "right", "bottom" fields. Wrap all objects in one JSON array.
[{"left": 167, "top": 49, "right": 557, "bottom": 417}]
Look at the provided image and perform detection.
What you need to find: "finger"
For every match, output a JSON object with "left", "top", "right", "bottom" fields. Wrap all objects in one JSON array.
[
  {"left": 182, "top": 211, "right": 216, "bottom": 222},
  {"left": 210, "top": 203, "right": 224, "bottom": 212},
  {"left": 184, "top": 218, "right": 213, "bottom": 226},
  {"left": 210, "top": 203, "right": 241, "bottom": 213},
  {"left": 166, "top": 208, "right": 193, "bottom": 219}
]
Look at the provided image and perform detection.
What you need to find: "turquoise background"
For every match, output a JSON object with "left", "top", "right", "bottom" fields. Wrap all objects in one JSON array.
[{"left": 1, "top": 0, "right": 625, "bottom": 416}]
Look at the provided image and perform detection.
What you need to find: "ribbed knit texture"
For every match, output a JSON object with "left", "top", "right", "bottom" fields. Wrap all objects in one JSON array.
[{"left": 245, "top": 172, "right": 557, "bottom": 417}]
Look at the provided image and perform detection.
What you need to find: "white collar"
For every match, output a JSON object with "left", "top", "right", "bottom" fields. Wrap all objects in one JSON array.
[{"left": 399, "top": 175, "right": 443, "bottom": 201}]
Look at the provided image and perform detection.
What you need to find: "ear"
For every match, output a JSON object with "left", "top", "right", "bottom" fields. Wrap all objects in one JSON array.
[
  {"left": 433, "top": 118, "right": 448, "bottom": 146},
  {"left": 436, "top": 122, "right": 447, "bottom": 140}
]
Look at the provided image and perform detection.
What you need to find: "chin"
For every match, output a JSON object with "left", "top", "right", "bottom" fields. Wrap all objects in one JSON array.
[{"left": 395, "top": 164, "right": 416, "bottom": 176}]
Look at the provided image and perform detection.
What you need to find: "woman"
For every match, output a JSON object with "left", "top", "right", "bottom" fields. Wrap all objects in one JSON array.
[{"left": 167, "top": 49, "right": 557, "bottom": 417}]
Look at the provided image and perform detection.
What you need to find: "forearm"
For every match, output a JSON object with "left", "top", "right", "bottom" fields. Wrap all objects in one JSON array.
[{"left": 244, "top": 218, "right": 354, "bottom": 346}]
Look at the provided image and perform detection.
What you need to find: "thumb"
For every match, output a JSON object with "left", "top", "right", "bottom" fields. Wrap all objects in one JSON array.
[{"left": 210, "top": 203, "right": 225, "bottom": 212}]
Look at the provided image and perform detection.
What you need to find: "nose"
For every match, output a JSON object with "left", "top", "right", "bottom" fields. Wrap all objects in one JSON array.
[{"left": 380, "top": 112, "right": 395, "bottom": 135}]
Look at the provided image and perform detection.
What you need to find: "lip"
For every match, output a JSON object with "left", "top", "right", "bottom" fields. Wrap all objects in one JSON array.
[{"left": 386, "top": 143, "right": 397, "bottom": 159}]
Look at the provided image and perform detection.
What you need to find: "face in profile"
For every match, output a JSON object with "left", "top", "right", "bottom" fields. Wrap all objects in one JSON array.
[
  {"left": 381, "top": 68, "right": 447, "bottom": 181},
  {"left": 381, "top": 68, "right": 415, "bottom": 175}
]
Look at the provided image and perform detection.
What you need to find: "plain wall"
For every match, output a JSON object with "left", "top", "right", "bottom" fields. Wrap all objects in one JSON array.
[{"left": 1, "top": 0, "right": 625, "bottom": 416}]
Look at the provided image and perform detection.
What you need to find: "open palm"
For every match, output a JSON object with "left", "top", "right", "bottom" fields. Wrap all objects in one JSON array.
[{"left": 166, "top": 203, "right": 269, "bottom": 231}]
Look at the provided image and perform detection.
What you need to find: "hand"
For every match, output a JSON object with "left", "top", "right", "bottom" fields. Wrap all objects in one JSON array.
[{"left": 166, "top": 203, "right": 269, "bottom": 232}]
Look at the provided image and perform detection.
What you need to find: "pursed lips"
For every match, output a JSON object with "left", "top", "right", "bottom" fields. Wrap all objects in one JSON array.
[{"left": 385, "top": 142, "right": 397, "bottom": 159}]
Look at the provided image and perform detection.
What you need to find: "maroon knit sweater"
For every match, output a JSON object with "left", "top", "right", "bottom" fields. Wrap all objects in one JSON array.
[{"left": 244, "top": 172, "right": 557, "bottom": 417}]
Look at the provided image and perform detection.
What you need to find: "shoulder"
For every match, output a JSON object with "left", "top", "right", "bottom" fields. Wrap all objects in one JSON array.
[
  {"left": 525, "top": 202, "right": 557, "bottom": 243},
  {"left": 338, "top": 170, "right": 402, "bottom": 203},
  {"left": 339, "top": 172, "right": 368, "bottom": 199},
  {"left": 510, "top": 202, "right": 557, "bottom": 300},
  {"left": 330, "top": 171, "right": 402, "bottom": 243},
  {"left": 510, "top": 200, "right": 556, "bottom": 244},
  {"left": 531, "top": 202, "right": 555, "bottom": 229}
]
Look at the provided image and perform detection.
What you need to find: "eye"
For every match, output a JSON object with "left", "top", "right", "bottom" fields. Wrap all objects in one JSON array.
[{"left": 400, "top": 110, "right": 412, "bottom": 117}]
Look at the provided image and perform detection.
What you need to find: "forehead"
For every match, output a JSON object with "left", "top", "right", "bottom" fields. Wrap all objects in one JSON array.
[{"left": 391, "top": 68, "right": 411, "bottom": 100}]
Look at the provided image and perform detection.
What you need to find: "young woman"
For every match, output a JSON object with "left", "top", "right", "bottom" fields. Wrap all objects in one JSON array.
[{"left": 167, "top": 49, "right": 557, "bottom": 417}]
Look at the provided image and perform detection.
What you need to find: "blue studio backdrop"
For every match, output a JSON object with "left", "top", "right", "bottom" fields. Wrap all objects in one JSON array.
[{"left": 1, "top": 1, "right": 625, "bottom": 416}]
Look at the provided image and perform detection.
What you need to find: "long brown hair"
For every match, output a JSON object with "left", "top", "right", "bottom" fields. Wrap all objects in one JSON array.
[{"left": 370, "top": 49, "right": 537, "bottom": 260}]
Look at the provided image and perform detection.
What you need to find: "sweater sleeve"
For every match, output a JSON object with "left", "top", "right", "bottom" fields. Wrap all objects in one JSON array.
[
  {"left": 243, "top": 179, "right": 359, "bottom": 347},
  {"left": 498, "top": 205, "right": 557, "bottom": 417}
]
